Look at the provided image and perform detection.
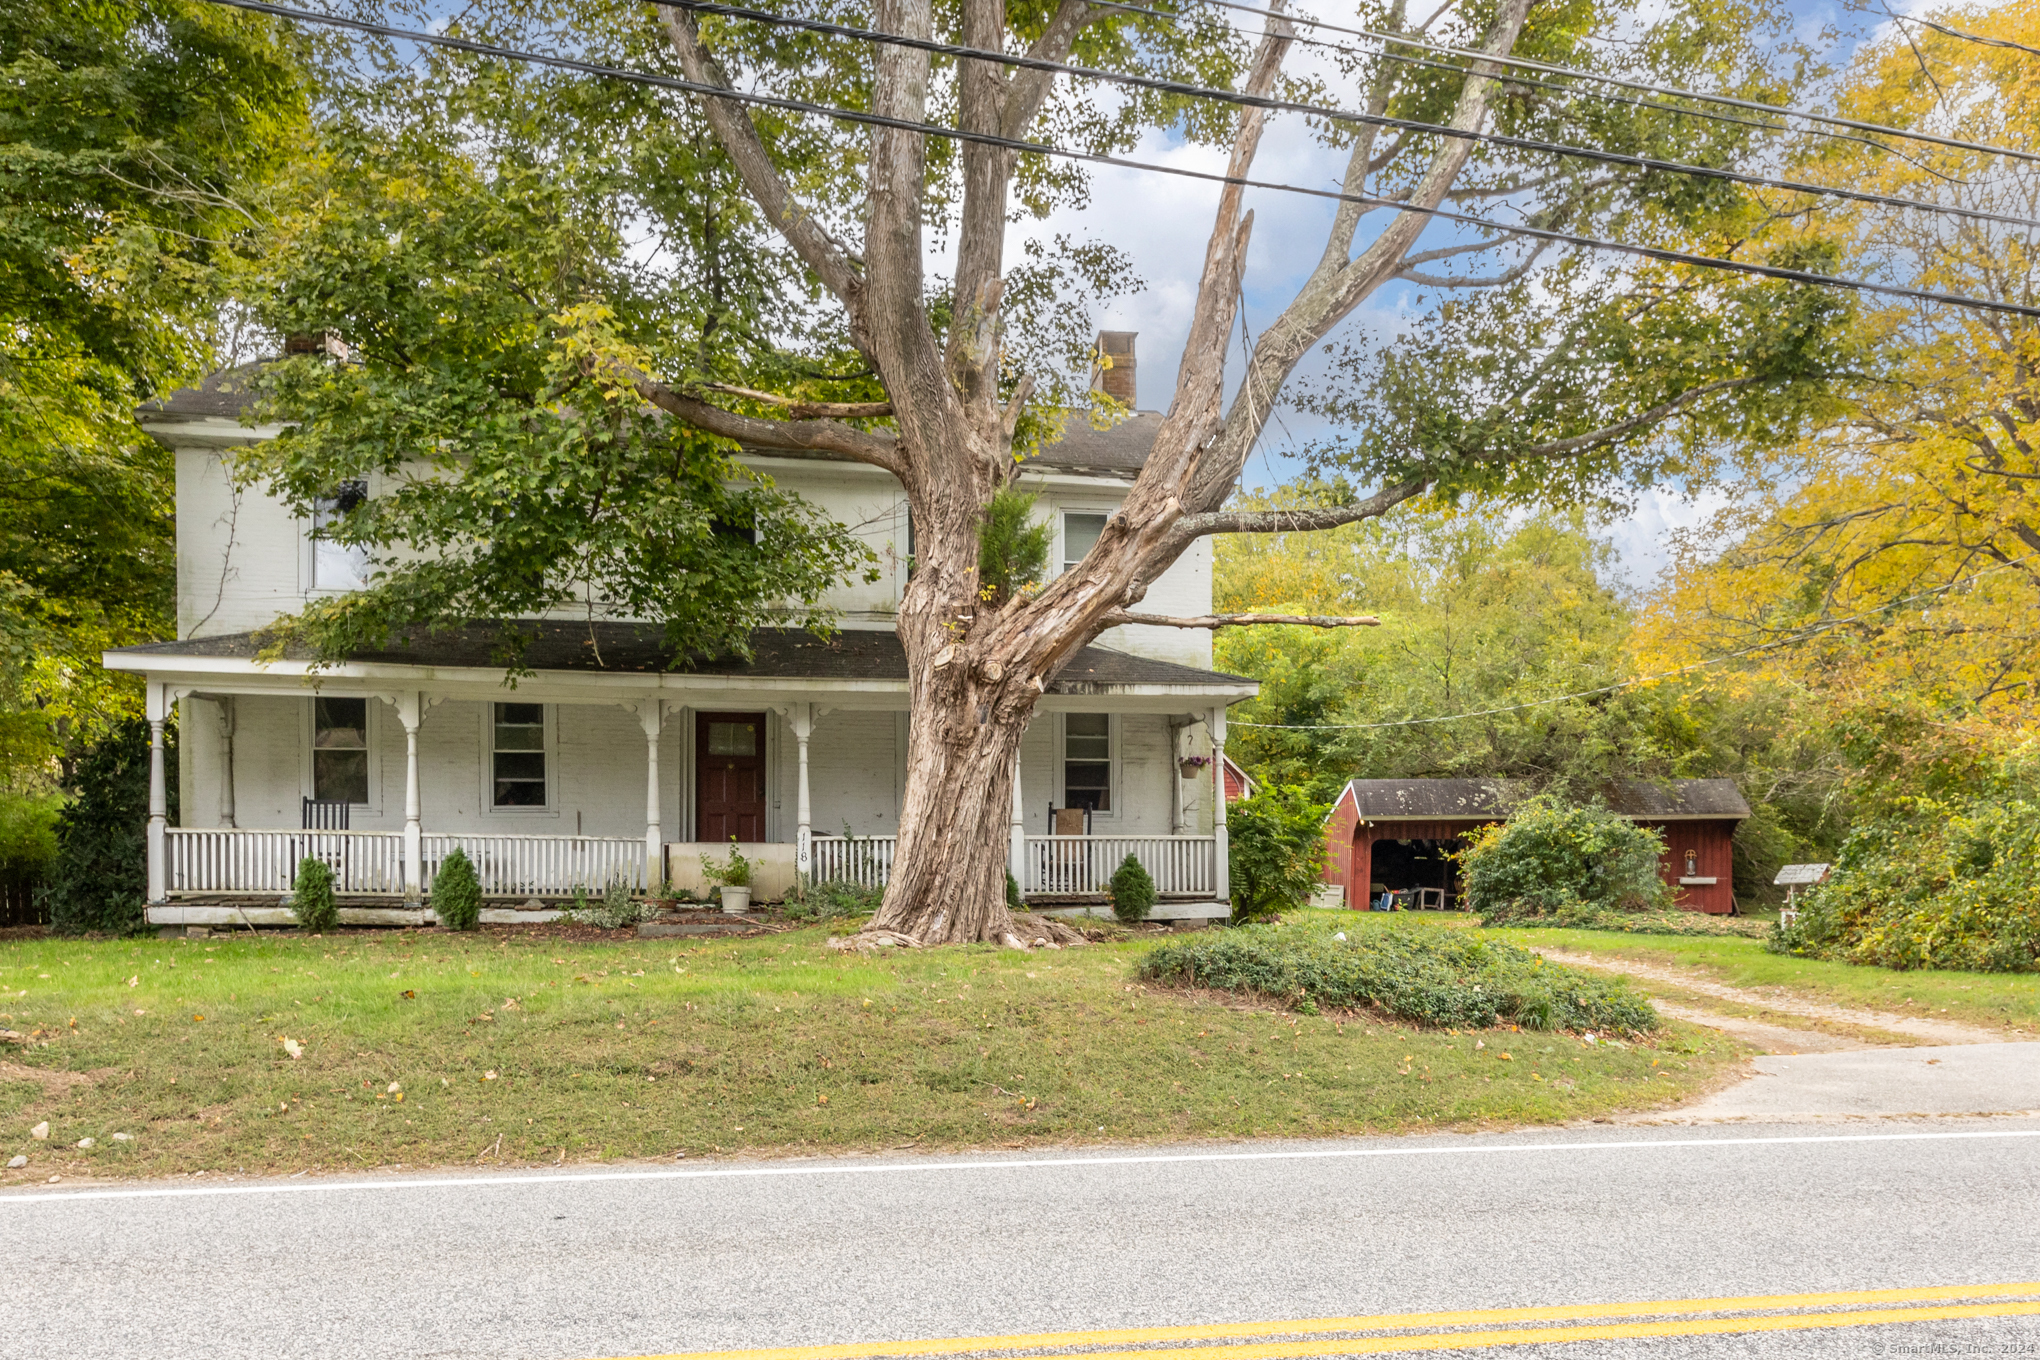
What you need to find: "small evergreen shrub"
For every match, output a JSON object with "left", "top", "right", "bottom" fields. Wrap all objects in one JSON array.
[
  {"left": 1140, "top": 922, "right": 1657, "bottom": 1032},
  {"left": 1108, "top": 853, "right": 1157, "bottom": 924},
  {"left": 1770, "top": 797, "right": 2040, "bottom": 972},
  {"left": 1228, "top": 785, "right": 1329, "bottom": 922},
  {"left": 975, "top": 489, "right": 1052, "bottom": 605},
  {"left": 1462, "top": 795, "right": 1672, "bottom": 923},
  {"left": 45, "top": 718, "right": 172, "bottom": 935},
  {"left": 1006, "top": 870, "right": 1024, "bottom": 912},
  {"left": 433, "top": 846, "right": 482, "bottom": 930},
  {"left": 291, "top": 856, "right": 339, "bottom": 933}
]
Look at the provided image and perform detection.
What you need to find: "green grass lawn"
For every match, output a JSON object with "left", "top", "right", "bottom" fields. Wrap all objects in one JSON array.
[
  {"left": 0, "top": 922, "right": 1739, "bottom": 1181},
  {"left": 1480, "top": 925, "right": 2040, "bottom": 1034}
]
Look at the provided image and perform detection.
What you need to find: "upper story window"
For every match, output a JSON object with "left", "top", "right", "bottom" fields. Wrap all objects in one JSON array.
[
  {"left": 311, "top": 479, "right": 370, "bottom": 591},
  {"left": 312, "top": 697, "right": 370, "bottom": 804},
  {"left": 1063, "top": 712, "right": 1112, "bottom": 812},
  {"left": 1062, "top": 512, "right": 1107, "bottom": 575},
  {"left": 491, "top": 702, "right": 548, "bottom": 807}
]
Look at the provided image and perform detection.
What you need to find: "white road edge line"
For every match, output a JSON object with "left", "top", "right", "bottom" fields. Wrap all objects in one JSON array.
[{"left": 4, "top": 1126, "right": 2039, "bottom": 1205}]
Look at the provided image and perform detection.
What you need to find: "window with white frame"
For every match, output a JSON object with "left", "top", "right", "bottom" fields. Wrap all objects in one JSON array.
[
  {"left": 311, "top": 479, "right": 370, "bottom": 591},
  {"left": 312, "top": 697, "right": 370, "bottom": 804},
  {"left": 1063, "top": 713, "right": 1111, "bottom": 812},
  {"left": 1062, "top": 511, "right": 1107, "bottom": 574},
  {"left": 491, "top": 702, "right": 548, "bottom": 807}
]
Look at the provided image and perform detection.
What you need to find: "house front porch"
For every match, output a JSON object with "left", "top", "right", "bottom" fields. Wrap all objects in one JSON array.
[{"left": 106, "top": 623, "right": 1255, "bottom": 927}]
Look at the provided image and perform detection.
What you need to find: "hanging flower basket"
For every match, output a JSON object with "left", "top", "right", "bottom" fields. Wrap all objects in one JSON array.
[{"left": 1179, "top": 756, "right": 1212, "bottom": 780}]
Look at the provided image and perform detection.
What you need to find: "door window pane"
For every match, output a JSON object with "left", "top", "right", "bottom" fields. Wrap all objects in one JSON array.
[
  {"left": 706, "top": 721, "right": 757, "bottom": 756},
  {"left": 493, "top": 703, "right": 547, "bottom": 807},
  {"left": 313, "top": 697, "right": 369, "bottom": 804},
  {"left": 1064, "top": 713, "right": 1110, "bottom": 812},
  {"left": 1063, "top": 512, "right": 1108, "bottom": 574}
]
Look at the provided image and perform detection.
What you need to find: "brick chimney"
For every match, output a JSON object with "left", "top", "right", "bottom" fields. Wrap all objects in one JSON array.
[{"left": 1090, "top": 330, "right": 1137, "bottom": 405}]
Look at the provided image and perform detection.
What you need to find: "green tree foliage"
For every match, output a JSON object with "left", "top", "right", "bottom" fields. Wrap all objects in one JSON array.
[
  {"left": 0, "top": 0, "right": 306, "bottom": 777},
  {"left": 432, "top": 846, "right": 482, "bottom": 932},
  {"left": 1227, "top": 785, "right": 1329, "bottom": 923},
  {"left": 43, "top": 718, "right": 172, "bottom": 934},
  {"left": 976, "top": 490, "right": 1051, "bottom": 608},
  {"left": 1108, "top": 853, "right": 1157, "bottom": 925},
  {"left": 290, "top": 855, "right": 338, "bottom": 933},
  {"left": 1458, "top": 796, "right": 1673, "bottom": 923},
  {"left": 233, "top": 57, "right": 875, "bottom": 666}
]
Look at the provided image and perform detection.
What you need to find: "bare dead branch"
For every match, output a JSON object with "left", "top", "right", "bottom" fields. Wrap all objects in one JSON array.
[
  {"left": 1105, "top": 610, "right": 1382, "bottom": 629},
  {"left": 1173, "top": 479, "right": 1427, "bottom": 543}
]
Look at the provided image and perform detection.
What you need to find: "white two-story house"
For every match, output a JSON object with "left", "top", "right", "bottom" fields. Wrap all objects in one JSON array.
[{"left": 105, "top": 334, "right": 1257, "bottom": 929}]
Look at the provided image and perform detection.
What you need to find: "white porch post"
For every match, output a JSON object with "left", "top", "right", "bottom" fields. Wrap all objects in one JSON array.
[
  {"left": 789, "top": 704, "right": 814, "bottom": 880},
  {"left": 146, "top": 682, "right": 169, "bottom": 904},
  {"left": 1210, "top": 705, "right": 1229, "bottom": 904},
  {"left": 392, "top": 692, "right": 424, "bottom": 904},
  {"left": 1009, "top": 745, "right": 1026, "bottom": 889},
  {"left": 637, "top": 700, "right": 665, "bottom": 888},
  {"left": 216, "top": 696, "right": 236, "bottom": 829}
]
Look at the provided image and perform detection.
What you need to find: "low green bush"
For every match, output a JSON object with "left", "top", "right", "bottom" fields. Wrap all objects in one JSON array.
[
  {"left": 1770, "top": 797, "right": 2040, "bottom": 972},
  {"left": 1108, "top": 853, "right": 1157, "bottom": 925},
  {"left": 1228, "top": 785, "right": 1329, "bottom": 922},
  {"left": 1498, "top": 906, "right": 1768, "bottom": 939},
  {"left": 1139, "top": 922, "right": 1657, "bottom": 1032},
  {"left": 433, "top": 846, "right": 482, "bottom": 931},
  {"left": 45, "top": 719, "right": 171, "bottom": 935},
  {"left": 290, "top": 856, "right": 339, "bottom": 933},
  {"left": 568, "top": 878, "right": 646, "bottom": 929},
  {"left": 785, "top": 878, "right": 882, "bottom": 921},
  {"left": 1460, "top": 795, "right": 1672, "bottom": 923}
]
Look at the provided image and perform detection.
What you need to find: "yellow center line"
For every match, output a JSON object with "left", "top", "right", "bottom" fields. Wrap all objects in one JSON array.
[{"left": 619, "top": 1282, "right": 2040, "bottom": 1360}]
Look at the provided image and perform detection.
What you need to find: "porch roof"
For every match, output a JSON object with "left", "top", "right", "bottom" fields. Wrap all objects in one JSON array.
[{"left": 106, "top": 623, "right": 1258, "bottom": 702}]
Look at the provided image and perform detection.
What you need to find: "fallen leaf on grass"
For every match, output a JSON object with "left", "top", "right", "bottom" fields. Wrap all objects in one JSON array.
[
  {"left": 400, "top": 990, "right": 416, "bottom": 1000},
  {"left": 282, "top": 1039, "right": 303, "bottom": 1060},
  {"left": 126, "top": 977, "right": 138, "bottom": 988},
  {"left": 29, "top": 1122, "right": 47, "bottom": 1140}
]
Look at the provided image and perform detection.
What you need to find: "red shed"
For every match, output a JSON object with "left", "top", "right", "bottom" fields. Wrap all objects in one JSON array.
[{"left": 1320, "top": 778, "right": 1749, "bottom": 914}]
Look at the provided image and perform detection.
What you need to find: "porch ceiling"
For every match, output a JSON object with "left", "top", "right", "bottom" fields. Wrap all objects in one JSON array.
[{"left": 104, "top": 623, "right": 1258, "bottom": 708}]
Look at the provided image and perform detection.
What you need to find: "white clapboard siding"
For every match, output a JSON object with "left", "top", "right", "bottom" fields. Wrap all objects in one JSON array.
[
  {"left": 165, "top": 828, "right": 405, "bottom": 895},
  {"left": 421, "top": 833, "right": 645, "bottom": 897},
  {"left": 809, "top": 835, "right": 897, "bottom": 888},
  {"left": 1022, "top": 835, "right": 1216, "bottom": 897}
]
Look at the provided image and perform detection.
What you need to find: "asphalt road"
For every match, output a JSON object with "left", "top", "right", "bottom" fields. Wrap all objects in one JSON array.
[{"left": 6, "top": 1119, "right": 2040, "bottom": 1360}]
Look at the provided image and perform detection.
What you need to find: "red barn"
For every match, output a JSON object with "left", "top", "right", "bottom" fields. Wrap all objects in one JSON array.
[{"left": 1320, "top": 778, "right": 1749, "bottom": 914}]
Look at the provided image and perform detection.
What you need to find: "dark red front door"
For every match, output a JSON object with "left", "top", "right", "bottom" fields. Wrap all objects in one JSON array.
[{"left": 696, "top": 712, "right": 766, "bottom": 842}]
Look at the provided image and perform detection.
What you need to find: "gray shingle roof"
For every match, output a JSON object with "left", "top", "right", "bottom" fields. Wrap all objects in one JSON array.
[
  {"left": 139, "top": 364, "right": 1163, "bottom": 476},
  {"left": 1343, "top": 777, "right": 1749, "bottom": 822},
  {"left": 111, "top": 622, "right": 1253, "bottom": 691}
]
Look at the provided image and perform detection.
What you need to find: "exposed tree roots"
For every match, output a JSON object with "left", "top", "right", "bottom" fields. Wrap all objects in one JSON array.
[{"left": 830, "top": 912, "right": 1091, "bottom": 953}]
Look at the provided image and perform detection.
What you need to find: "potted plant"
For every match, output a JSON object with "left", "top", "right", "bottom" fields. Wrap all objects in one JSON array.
[
  {"left": 1178, "top": 753, "right": 1212, "bottom": 780},
  {"left": 701, "top": 840, "right": 756, "bottom": 914}
]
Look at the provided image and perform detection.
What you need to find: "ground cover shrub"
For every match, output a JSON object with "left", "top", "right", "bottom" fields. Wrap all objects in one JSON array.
[
  {"left": 1108, "top": 854, "right": 1156, "bottom": 924},
  {"left": 1228, "top": 785, "right": 1329, "bottom": 922},
  {"left": 44, "top": 719, "right": 171, "bottom": 935},
  {"left": 432, "top": 847, "right": 482, "bottom": 930},
  {"left": 1500, "top": 906, "right": 1768, "bottom": 939},
  {"left": 290, "top": 857, "right": 339, "bottom": 933},
  {"left": 1771, "top": 796, "right": 2040, "bottom": 972},
  {"left": 785, "top": 878, "right": 881, "bottom": 921},
  {"left": 1462, "top": 796, "right": 1671, "bottom": 923},
  {"left": 568, "top": 879, "right": 646, "bottom": 929},
  {"left": 1140, "top": 922, "right": 1657, "bottom": 1032}
]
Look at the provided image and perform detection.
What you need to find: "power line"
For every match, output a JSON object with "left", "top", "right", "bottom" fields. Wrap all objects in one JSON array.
[
  {"left": 670, "top": 0, "right": 2039, "bottom": 231},
  {"left": 189, "top": 0, "right": 2040, "bottom": 318},
  {"left": 1231, "top": 554, "right": 2038, "bottom": 732},
  {"left": 1845, "top": 3, "right": 2040, "bottom": 61},
  {"left": 1108, "top": 0, "right": 2040, "bottom": 166}
]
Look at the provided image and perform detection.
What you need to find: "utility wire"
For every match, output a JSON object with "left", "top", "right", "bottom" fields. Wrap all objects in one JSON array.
[
  {"left": 671, "top": 0, "right": 2038, "bottom": 230},
  {"left": 188, "top": 0, "right": 2040, "bottom": 318},
  {"left": 1843, "top": 3, "right": 2040, "bottom": 61},
  {"left": 1231, "top": 554, "right": 2038, "bottom": 731},
  {"left": 1103, "top": 0, "right": 2040, "bottom": 165}
]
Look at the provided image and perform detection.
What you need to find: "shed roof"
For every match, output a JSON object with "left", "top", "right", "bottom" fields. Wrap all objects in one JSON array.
[
  {"left": 109, "top": 622, "right": 1251, "bottom": 693},
  {"left": 1341, "top": 777, "right": 1750, "bottom": 823},
  {"left": 139, "top": 367, "right": 1163, "bottom": 477}
]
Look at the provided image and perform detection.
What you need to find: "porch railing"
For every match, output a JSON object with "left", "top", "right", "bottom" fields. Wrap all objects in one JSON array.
[
  {"left": 1022, "top": 835, "right": 1217, "bottom": 897},
  {"left": 165, "top": 827, "right": 405, "bottom": 896},
  {"left": 421, "top": 834, "right": 646, "bottom": 897},
  {"left": 809, "top": 835, "right": 896, "bottom": 888}
]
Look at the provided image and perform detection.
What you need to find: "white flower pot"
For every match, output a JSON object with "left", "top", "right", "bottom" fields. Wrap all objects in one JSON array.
[{"left": 719, "top": 886, "right": 752, "bottom": 915}]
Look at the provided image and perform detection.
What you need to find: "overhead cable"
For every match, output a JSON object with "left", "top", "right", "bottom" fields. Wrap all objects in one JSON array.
[
  {"left": 1846, "top": 3, "right": 2040, "bottom": 61},
  {"left": 1103, "top": 0, "right": 2040, "bottom": 165},
  {"left": 668, "top": 0, "right": 2040, "bottom": 230},
  {"left": 187, "top": 0, "right": 2040, "bottom": 319},
  {"left": 1231, "top": 555, "right": 2038, "bottom": 731}
]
